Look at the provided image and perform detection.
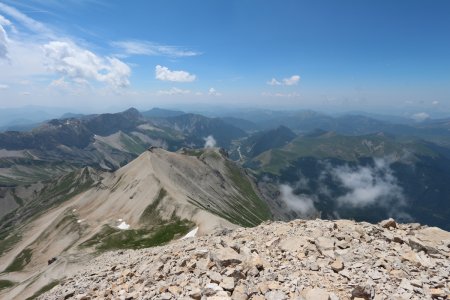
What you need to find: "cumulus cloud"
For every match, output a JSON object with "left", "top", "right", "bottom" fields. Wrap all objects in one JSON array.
[
  {"left": 44, "top": 41, "right": 131, "bottom": 89},
  {"left": 279, "top": 184, "right": 317, "bottom": 216},
  {"left": 208, "top": 87, "right": 221, "bottom": 96},
  {"left": 0, "top": 83, "right": 9, "bottom": 89},
  {"left": 112, "top": 40, "right": 200, "bottom": 58},
  {"left": 411, "top": 112, "right": 430, "bottom": 122},
  {"left": 267, "top": 75, "right": 300, "bottom": 86},
  {"left": 331, "top": 158, "right": 405, "bottom": 209},
  {"left": 156, "top": 87, "right": 191, "bottom": 96},
  {"left": 155, "top": 65, "right": 196, "bottom": 82},
  {"left": 432, "top": 100, "right": 439, "bottom": 106},
  {"left": 267, "top": 78, "right": 281, "bottom": 86},
  {"left": 282, "top": 75, "right": 300, "bottom": 86},
  {"left": 203, "top": 135, "right": 216, "bottom": 148},
  {"left": 0, "top": 4, "right": 132, "bottom": 93}
]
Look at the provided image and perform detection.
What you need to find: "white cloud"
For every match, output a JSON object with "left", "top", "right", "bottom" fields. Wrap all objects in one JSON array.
[
  {"left": 203, "top": 135, "right": 216, "bottom": 148},
  {"left": 279, "top": 184, "right": 317, "bottom": 216},
  {"left": 44, "top": 41, "right": 131, "bottom": 89},
  {"left": 432, "top": 100, "right": 439, "bottom": 106},
  {"left": 0, "top": 14, "right": 12, "bottom": 60},
  {"left": 0, "top": 14, "right": 11, "bottom": 26},
  {"left": 0, "top": 24, "right": 7, "bottom": 59},
  {"left": 112, "top": 40, "right": 200, "bottom": 58},
  {"left": 20, "top": 91, "right": 30, "bottom": 96},
  {"left": 155, "top": 65, "right": 196, "bottom": 82},
  {"left": 0, "top": 3, "right": 53, "bottom": 37},
  {"left": 331, "top": 158, "right": 405, "bottom": 209},
  {"left": 208, "top": 87, "right": 221, "bottom": 96},
  {"left": 267, "top": 78, "right": 281, "bottom": 86},
  {"left": 283, "top": 75, "right": 300, "bottom": 86},
  {"left": 156, "top": 87, "right": 191, "bottom": 96},
  {"left": 267, "top": 74, "right": 300, "bottom": 86},
  {"left": 0, "top": 39, "right": 47, "bottom": 81},
  {"left": 0, "top": 83, "right": 8, "bottom": 89},
  {"left": 411, "top": 112, "right": 430, "bottom": 122},
  {"left": 0, "top": 4, "right": 131, "bottom": 91}
]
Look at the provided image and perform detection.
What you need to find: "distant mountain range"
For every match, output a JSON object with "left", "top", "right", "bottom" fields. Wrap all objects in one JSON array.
[
  {"left": 0, "top": 107, "right": 449, "bottom": 230},
  {"left": 0, "top": 108, "right": 245, "bottom": 186},
  {"left": 235, "top": 110, "right": 450, "bottom": 146}
]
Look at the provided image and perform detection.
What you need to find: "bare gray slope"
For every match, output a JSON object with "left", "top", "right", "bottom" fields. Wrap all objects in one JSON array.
[{"left": 0, "top": 147, "right": 270, "bottom": 299}]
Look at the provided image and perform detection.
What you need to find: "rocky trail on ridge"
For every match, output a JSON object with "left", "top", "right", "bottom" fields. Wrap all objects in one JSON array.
[{"left": 42, "top": 218, "right": 450, "bottom": 300}]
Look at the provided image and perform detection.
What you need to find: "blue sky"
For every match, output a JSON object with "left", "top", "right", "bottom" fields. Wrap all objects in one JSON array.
[{"left": 0, "top": 0, "right": 449, "bottom": 117}]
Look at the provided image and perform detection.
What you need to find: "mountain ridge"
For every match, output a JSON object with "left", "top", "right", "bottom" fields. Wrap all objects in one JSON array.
[
  {"left": 0, "top": 147, "right": 270, "bottom": 299},
  {"left": 0, "top": 108, "right": 246, "bottom": 186}
]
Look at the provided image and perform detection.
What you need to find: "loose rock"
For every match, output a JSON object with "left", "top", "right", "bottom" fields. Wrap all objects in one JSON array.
[{"left": 39, "top": 219, "right": 450, "bottom": 300}]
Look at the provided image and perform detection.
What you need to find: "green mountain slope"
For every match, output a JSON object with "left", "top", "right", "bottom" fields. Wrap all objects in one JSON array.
[
  {"left": 247, "top": 132, "right": 450, "bottom": 230},
  {"left": 249, "top": 132, "right": 436, "bottom": 175},
  {"left": 235, "top": 126, "right": 297, "bottom": 159}
]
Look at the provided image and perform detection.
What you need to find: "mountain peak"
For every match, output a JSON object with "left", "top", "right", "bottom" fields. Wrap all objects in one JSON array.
[{"left": 121, "top": 107, "right": 141, "bottom": 119}]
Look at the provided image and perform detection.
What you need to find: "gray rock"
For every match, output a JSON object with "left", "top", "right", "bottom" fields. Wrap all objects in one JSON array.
[
  {"left": 315, "top": 237, "right": 335, "bottom": 253},
  {"left": 203, "top": 283, "right": 224, "bottom": 296},
  {"left": 220, "top": 277, "right": 235, "bottom": 291},
  {"left": 305, "top": 288, "right": 330, "bottom": 300},
  {"left": 351, "top": 284, "right": 375, "bottom": 300},
  {"left": 330, "top": 258, "right": 344, "bottom": 272},
  {"left": 380, "top": 218, "right": 397, "bottom": 229},
  {"left": 265, "top": 290, "right": 287, "bottom": 300},
  {"left": 212, "top": 247, "right": 243, "bottom": 267}
]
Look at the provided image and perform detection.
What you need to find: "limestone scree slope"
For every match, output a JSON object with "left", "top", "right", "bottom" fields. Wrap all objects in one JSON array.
[{"left": 42, "top": 218, "right": 449, "bottom": 300}]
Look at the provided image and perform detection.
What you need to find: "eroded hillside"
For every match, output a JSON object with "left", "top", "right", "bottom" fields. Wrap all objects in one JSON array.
[{"left": 0, "top": 147, "right": 270, "bottom": 299}]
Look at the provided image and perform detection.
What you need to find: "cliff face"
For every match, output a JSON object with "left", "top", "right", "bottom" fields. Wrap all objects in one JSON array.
[{"left": 41, "top": 218, "right": 450, "bottom": 300}]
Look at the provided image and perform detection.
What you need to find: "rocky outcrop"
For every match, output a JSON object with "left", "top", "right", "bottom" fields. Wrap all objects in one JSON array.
[{"left": 41, "top": 218, "right": 450, "bottom": 299}]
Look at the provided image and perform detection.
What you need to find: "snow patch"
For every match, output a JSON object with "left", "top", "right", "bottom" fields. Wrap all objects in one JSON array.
[
  {"left": 181, "top": 227, "right": 198, "bottom": 239},
  {"left": 117, "top": 221, "right": 130, "bottom": 230}
]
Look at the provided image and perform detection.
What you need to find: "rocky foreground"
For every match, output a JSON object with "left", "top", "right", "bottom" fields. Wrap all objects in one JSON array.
[{"left": 42, "top": 219, "right": 450, "bottom": 300}]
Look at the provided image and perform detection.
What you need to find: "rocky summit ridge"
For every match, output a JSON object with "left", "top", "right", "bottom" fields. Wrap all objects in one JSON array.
[{"left": 41, "top": 218, "right": 450, "bottom": 300}]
